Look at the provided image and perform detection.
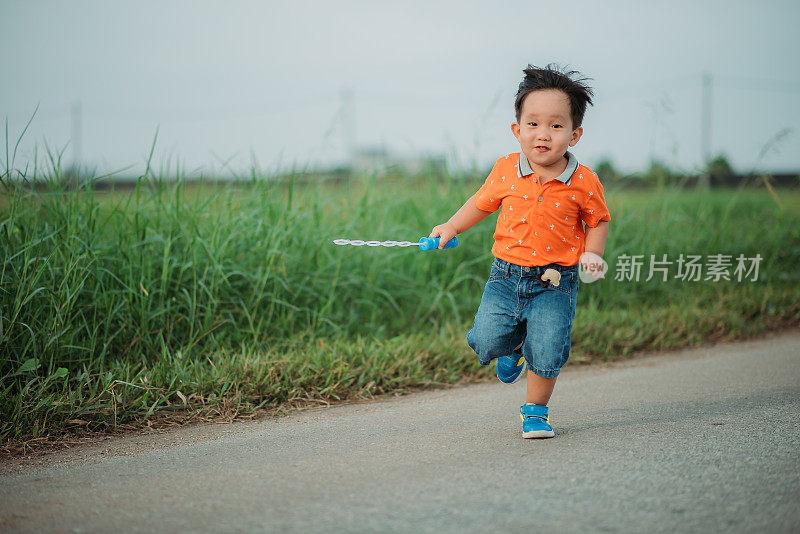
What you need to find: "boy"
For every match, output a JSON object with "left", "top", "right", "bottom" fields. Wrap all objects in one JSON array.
[{"left": 429, "top": 64, "right": 611, "bottom": 438}]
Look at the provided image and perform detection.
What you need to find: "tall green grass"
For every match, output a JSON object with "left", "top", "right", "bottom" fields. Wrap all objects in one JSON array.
[{"left": 2, "top": 150, "right": 799, "bottom": 451}]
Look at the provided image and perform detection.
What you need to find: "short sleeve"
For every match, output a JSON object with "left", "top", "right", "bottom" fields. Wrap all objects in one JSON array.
[
  {"left": 579, "top": 175, "right": 611, "bottom": 228},
  {"left": 473, "top": 161, "right": 503, "bottom": 212}
]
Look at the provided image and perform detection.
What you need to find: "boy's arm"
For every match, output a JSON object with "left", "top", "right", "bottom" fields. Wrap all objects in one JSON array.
[
  {"left": 584, "top": 220, "right": 609, "bottom": 256},
  {"left": 429, "top": 195, "right": 492, "bottom": 249},
  {"left": 582, "top": 221, "right": 610, "bottom": 279}
]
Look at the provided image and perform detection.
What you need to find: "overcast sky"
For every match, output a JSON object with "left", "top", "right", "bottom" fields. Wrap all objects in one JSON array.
[{"left": 2, "top": 0, "right": 799, "bottom": 179}]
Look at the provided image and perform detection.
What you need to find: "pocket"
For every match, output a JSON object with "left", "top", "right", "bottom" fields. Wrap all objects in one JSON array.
[
  {"left": 551, "top": 270, "right": 577, "bottom": 295},
  {"left": 487, "top": 262, "right": 509, "bottom": 283}
]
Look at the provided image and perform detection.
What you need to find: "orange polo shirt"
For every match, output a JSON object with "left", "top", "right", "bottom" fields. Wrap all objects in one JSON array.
[{"left": 474, "top": 151, "right": 611, "bottom": 267}]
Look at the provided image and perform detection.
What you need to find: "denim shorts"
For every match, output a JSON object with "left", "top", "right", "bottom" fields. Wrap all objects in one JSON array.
[{"left": 466, "top": 258, "right": 579, "bottom": 378}]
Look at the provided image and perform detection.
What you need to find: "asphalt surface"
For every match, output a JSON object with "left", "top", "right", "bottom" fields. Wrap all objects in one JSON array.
[{"left": 1, "top": 331, "right": 799, "bottom": 533}]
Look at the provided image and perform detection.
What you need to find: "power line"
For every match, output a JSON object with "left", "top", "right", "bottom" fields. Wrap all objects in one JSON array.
[{"left": 714, "top": 75, "right": 800, "bottom": 93}]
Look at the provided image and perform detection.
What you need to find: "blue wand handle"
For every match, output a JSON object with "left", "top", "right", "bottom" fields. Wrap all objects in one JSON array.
[{"left": 418, "top": 236, "right": 458, "bottom": 251}]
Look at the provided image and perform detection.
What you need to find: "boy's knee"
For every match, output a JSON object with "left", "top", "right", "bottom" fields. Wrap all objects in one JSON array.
[
  {"left": 523, "top": 336, "right": 571, "bottom": 378},
  {"left": 527, "top": 366, "right": 561, "bottom": 379},
  {"left": 466, "top": 327, "right": 507, "bottom": 366}
]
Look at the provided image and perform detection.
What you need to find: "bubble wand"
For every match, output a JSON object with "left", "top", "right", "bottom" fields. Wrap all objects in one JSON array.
[
  {"left": 333, "top": 236, "right": 565, "bottom": 286},
  {"left": 332, "top": 236, "right": 458, "bottom": 251}
]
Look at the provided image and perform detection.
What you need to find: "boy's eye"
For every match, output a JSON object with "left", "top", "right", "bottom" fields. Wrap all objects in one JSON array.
[
  {"left": 528, "top": 122, "right": 537, "bottom": 127},
  {"left": 553, "top": 124, "right": 563, "bottom": 129}
]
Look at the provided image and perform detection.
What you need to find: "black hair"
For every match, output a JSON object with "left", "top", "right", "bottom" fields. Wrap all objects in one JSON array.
[{"left": 515, "top": 64, "right": 594, "bottom": 129}]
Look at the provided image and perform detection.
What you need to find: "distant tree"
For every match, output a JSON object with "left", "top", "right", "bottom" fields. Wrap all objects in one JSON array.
[
  {"left": 705, "top": 154, "right": 735, "bottom": 179},
  {"left": 644, "top": 160, "right": 675, "bottom": 188},
  {"left": 594, "top": 158, "right": 621, "bottom": 182}
]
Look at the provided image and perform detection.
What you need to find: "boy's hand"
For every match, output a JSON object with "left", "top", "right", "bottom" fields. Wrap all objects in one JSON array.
[
  {"left": 429, "top": 223, "right": 458, "bottom": 250},
  {"left": 428, "top": 195, "right": 491, "bottom": 249},
  {"left": 579, "top": 251, "right": 607, "bottom": 280}
]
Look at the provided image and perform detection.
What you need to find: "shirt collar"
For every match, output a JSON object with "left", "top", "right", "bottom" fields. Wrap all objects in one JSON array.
[{"left": 517, "top": 151, "right": 578, "bottom": 184}]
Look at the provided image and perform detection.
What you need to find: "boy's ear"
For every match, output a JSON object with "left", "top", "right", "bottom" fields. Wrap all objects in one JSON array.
[
  {"left": 511, "top": 122, "right": 521, "bottom": 141},
  {"left": 569, "top": 126, "right": 583, "bottom": 147}
]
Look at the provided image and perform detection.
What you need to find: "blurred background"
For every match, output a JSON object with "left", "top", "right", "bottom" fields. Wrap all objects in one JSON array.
[
  {"left": 2, "top": 0, "right": 799, "bottom": 180},
  {"left": 3, "top": 1, "right": 800, "bottom": 452}
]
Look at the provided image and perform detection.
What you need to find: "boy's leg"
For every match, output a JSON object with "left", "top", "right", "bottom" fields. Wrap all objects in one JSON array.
[
  {"left": 525, "top": 372, "right": 557, "bottom": 405},
  {"left": 466, "top": 263, "right": 524, "bottom": 367},
  {"left": 520, "top": 268, "right": 579, "bottom": 388},
  {"left": 518, "top": 266, "right": 578, "bottom": 438}
]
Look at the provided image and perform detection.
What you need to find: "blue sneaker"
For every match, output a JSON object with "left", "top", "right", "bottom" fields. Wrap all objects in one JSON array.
[
  {"left": 520, "top": 403, "right": 555, "bottom": 438},
  {"left": 496, "top": 354, "right": 526, "bottom": 383}
]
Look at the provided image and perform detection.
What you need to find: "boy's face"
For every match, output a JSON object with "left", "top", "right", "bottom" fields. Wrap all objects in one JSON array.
[{"left": 511, "top": 89, "right": 583, "bottom": 175}]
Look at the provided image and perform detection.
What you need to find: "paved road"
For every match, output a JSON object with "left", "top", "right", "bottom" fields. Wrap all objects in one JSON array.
[{"left": 1, "top": 331, "right": 799, "bottom": 533}]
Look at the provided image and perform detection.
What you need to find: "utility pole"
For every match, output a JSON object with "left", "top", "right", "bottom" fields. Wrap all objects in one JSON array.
[
  {"left": 71, "top": 100, "right": 83, "bottom": 177},
  {"left": 340, "top": 88, "right": 356, "bottom": 165},
  {"left": 699, "top": 72, "right": 712, "bottom": 188}
]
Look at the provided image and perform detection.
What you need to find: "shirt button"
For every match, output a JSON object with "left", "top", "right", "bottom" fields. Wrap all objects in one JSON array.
[{"left": 538, "top": 196, "right": 544, "bottom": 202}]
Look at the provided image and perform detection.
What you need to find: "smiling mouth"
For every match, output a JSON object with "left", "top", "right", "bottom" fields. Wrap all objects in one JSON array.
[{"left": 534, "top": 146, "right": 549, "bottom": 152}]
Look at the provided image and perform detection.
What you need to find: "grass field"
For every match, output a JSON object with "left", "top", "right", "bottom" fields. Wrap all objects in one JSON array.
[{"left": 2, "top": 162, "right": 799, "bottom": 454}]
